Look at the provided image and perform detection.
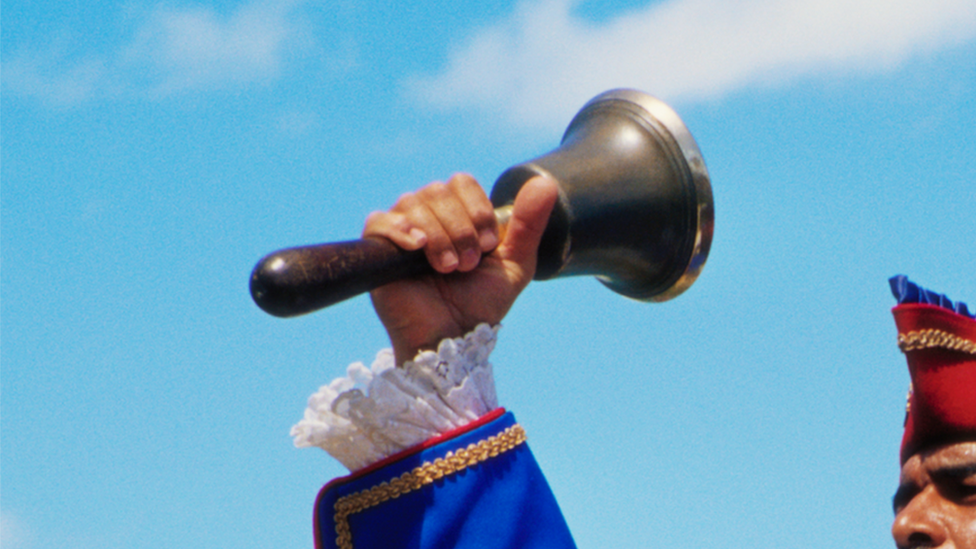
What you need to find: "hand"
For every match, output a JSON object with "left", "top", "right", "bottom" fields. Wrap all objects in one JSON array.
[{"left": 363, "top": 173, "right": 559, "bottom": 365}]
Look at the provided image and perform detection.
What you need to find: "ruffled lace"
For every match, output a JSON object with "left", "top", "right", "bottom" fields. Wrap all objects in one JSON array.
[{"left": 290, "top": 324, "right": 500, "bottom": 471}]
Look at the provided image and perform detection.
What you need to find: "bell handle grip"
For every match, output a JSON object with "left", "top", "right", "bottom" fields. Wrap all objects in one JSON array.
[
  {"left": 250, "top": 206, "right": 514, "bottom": 318},
  {"left": 249, "top": 237, "right": 431, "bottom": 318}
]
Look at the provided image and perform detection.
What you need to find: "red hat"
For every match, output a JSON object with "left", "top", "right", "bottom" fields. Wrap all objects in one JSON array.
[{"left": 890, "top": 275, "right": 976, "bottom": 464}]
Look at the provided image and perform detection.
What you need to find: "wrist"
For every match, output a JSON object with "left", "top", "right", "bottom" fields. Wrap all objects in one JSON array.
[{"left": 389, "top": 325, "right": 468, "bottom": 367}]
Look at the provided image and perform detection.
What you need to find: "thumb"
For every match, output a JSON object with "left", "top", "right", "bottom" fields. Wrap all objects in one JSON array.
[{"left": 498, "top": 176, "right": 559, "bottom": 272}]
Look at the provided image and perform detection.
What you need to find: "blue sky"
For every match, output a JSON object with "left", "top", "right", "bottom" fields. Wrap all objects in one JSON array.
[{"left": 2, "top": 0, "right": 975, "bottom": 547}]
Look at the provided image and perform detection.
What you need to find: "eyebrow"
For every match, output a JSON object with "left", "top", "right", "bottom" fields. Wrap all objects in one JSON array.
[{"left": 930, "top": 463, "right": 976, "bottom": 480}]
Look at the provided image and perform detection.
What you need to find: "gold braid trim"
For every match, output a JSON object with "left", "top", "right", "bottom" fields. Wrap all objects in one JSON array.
[
  {"left": 898, "top": 329, "right": 976, "bottom": 355},
  {"left": 332, "top": 424, "right": 527, "bottom": 549}
]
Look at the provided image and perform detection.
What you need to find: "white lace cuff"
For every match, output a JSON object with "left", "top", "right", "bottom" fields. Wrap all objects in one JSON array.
[{"left": 290, "top": 323, "right": 500, "bottom": 471}]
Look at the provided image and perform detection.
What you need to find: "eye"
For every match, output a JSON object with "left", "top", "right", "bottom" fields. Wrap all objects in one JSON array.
[
  {"left": 957, "top": 479, "right": 976, "bottom": 502},
  {"left": 936, "top": 472, "right": 976, "bottom": 505}
]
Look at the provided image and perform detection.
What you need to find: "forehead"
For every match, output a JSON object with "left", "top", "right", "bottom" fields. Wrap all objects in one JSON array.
[{"left": 902, "top": 441, "right": 976, "bottom": 482}]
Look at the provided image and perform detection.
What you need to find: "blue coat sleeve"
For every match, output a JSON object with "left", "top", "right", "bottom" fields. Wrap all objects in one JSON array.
[{"left": 313, "top": 409, "right": 577, "bottom": 549}]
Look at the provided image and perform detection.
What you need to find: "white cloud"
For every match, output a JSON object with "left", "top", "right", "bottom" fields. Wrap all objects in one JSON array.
[
  {"left": 0, "top": 510, "right": 32, "bottom": 549},
  {"left": 121, "top": 1, "right": 300, "bottom": 94},
  {"left": 1, "top": 39, "right": 112, "bottom": 106},
  {"left": 1, "top": 0, "right": 309, "bottom": 105},
  {"left": 404, "top": 0, "right": 976, "bottom": 129}
]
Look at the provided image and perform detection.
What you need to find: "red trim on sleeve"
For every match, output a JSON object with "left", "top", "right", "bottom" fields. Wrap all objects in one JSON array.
[{"left": 340, "top": 407, "right": 507, "bottom": 484}]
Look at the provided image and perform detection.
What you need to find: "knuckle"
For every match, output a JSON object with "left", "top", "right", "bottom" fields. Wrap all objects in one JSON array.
[
  {"left": 362, "top": 211, "right": 387, "bottom": 236},
  {"left": 448, "top": 172, "right": 478, "bottom": 189},
  {"left": 418, "top": 182, "right": 450, "bottom": 200},
  {"left": 364, "top": 210, "right": 386, "bottom": 227},
  {"left": 392, "top": 191, "right": 416, "bottom": 210},
  {"left": 364, "top": 211, "right": 413, "bottom": 240},
  {"left": 470, "top": 205, "right": 497, "bottom": 227},
  {"left": 391, "top": 215, "right": 412, "bottom": 232},
  {"left": 425, "top": 231, "right": 451, "bottom": 252},
  {"left": 454, "top": 226, "right": 478, "bottom": 244}
]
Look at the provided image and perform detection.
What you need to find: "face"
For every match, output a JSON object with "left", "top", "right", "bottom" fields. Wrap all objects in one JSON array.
[{"left": 893, "top": 441, "right": 976, "bottom": 548}]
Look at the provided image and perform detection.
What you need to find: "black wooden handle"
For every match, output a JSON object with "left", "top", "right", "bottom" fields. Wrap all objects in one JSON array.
[{"left": 249, "top": 237, "right": 431, "bottom": 317}]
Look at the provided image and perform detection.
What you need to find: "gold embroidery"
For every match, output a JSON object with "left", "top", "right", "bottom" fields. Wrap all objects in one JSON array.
[
  {"left": 898, "top": 329, "right": 976, "bottom": 355},
  {"left": 904, "top": 382, "right": 913, "bottom": 422},
  {"left": 333, "top": 424, "right": 527, "bottom": 549}
]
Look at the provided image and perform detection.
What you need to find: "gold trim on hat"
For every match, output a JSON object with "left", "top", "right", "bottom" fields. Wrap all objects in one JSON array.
[
  {"left": 332, "top": 424, "right": 528, "bottom": 549},
  {"left": 898, "top": 329, "right": 976, "bottom": 355}
]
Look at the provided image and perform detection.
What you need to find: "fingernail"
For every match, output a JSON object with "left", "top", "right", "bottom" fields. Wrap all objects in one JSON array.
[
  {"left": 462, "top": 247, "right": 481, "bottom": 267},
  {"left": 440, "top": 250, "right": 458, "bottom": 270},
  {"left": 408, "top": 228, "right": 427, "bottom": 246},
  {"left": 479, "top": 229, "right": 498, "bottom": 251}
]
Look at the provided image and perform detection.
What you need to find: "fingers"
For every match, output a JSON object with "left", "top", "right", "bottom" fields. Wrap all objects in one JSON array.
[
  {"left": 363, "top": 173, "right": 498, "bottom": 274},
  {"left": 497, "top": 176, "right": 559, "bottom": 271},
  {"left": 363, "top": 210, "right": 428, "bottom": 249},
  {"left": 450, "top": 174, "right": 500, "bottom": 253}
]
